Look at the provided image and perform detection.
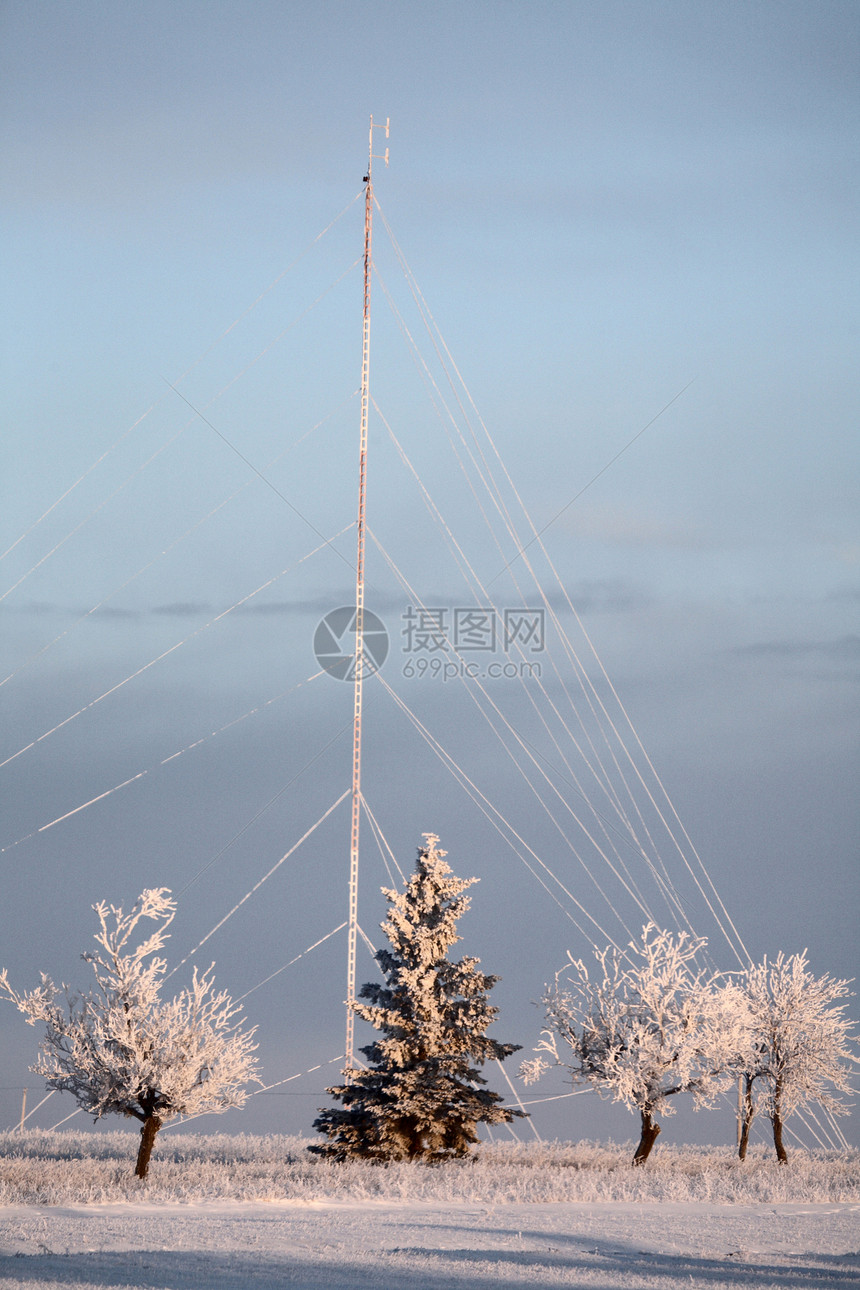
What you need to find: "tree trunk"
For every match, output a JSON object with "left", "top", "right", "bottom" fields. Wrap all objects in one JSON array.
[
  {"left": 135, "top": 1113, "right": 163, "bottom": 1179},
  {"left": 738, "top": 1074, "right": 755, "bottom": 1160},
  {"left": 771, "top": 1111, "right": 788, "bottom": 1163},
  {"left": 770, "top": 1079, "right": 788, "bottom": 1164},
  {"left": 633, "top": 1109, "right": 661, "bottom": 1165}
]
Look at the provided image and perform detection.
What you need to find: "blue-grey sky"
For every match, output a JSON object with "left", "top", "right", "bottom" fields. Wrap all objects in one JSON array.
[{"left": 2, "top": 0, "right": 858, "bottom": 1148}]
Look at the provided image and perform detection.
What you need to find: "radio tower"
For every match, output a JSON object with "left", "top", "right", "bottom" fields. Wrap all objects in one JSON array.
[{"left": 345, "top": 116, "right": 389, "bottom": 1072}]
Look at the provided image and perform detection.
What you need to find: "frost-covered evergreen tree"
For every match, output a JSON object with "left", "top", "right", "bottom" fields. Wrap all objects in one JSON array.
[
  {"left": 734, "top": 952, "right": 856, "bottom": 1163},
  {"left": 522, "top": 924, "right": 748, "bottom": 1164},
  {"left": 1, "top": 889, "right": 258, "bottom": 1178},
  {"left": 311, "top": 835, "right": 522, "bottom": 1161}
]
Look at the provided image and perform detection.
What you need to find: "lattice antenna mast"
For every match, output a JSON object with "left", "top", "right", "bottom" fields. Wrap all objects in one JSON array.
[{"left": 346, "top": 116, "right": 389, "bottom": 1073}]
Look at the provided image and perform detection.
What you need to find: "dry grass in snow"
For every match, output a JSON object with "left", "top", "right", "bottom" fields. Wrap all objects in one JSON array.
[{"left": 1, "top": 1130, "right": 857, "bottom": 1206}]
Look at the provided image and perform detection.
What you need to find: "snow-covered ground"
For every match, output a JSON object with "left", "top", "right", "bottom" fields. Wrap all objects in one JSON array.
[
  {"left": 1, "top": 1133, "right": 858, "bottom": 1289},
  {"left": 3, "top": 1199, "right": 859, "bottom": 1289}
]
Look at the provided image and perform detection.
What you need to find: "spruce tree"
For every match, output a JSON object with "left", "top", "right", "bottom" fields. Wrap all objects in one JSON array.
[{"left": 311, "top": 834, "right": 522, "bottom": 1161}]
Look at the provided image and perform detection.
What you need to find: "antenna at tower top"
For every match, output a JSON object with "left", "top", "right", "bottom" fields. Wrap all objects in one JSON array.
[{"left": 364, "top": 115, "right": 390, "bottom": 182}]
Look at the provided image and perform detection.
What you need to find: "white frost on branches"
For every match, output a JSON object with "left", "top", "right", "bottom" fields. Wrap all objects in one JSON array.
[
  {"left": 1, "top": 889, "right": 258, "bottom": 1174},
  {"left": 734, "top": 951, "right": 857, "bottom": 1160},
  {"left": 522, "top": 924, "right": 749, "bottom": 1162},
  {"left": 312, "top": 834, "right": 521, "bottom": 1161}
]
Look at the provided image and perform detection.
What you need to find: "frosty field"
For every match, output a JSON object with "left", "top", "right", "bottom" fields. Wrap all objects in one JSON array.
[{"left": 1, "top": 1133, "right": 858, "bottom": 1289}]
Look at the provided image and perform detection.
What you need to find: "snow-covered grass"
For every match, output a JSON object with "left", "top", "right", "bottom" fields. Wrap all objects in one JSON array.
[
  {"left": 1, "top": 1129, "right": 857, "bottom": 1206},
  {"left": 3, "top": 1133, "right": 858, "bottom": 1290}
]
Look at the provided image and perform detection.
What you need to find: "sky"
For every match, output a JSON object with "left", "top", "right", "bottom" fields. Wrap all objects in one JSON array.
[{"left": 1, "top": 0, "right": 858, "bottom": 1149}]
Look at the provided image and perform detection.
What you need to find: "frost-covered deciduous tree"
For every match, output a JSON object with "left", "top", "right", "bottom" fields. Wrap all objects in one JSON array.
[
  {"left": 522, "top": 924, "right": 748, "bottom": 1164},
  {"left": 311, "top": 835, "right": 522, "bottom": 1161},
  {"left": 734, "top": 952, "right": 856, "bottom": 1163},
  {"left": 0, "top": 889, "right": 259, "bottom": 1178}
]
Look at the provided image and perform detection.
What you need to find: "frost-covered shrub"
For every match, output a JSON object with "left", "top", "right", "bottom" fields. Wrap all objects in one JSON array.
[
  {"left": 734, "top": 952, "right": 857, "bottom": 1163},
  {"left": 523, "top": 925, "right": 749, "bottom": 1164},
  {"left": 1, "top": 889, "right": 258, "bottom": 1179}
]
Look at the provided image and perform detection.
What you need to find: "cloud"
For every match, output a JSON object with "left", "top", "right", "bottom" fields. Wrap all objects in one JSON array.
[
  {"left": 236, "top": 596, "right": 361, "bottom": 617},
  {"left": 827, "top": 583, "right": 860, "bottom": 603},
  {"left": 547, "top": 580, "right": 650, "bottom": 614},
  {"left": 9, "top": 584, "right": 650, "bottom": 628},
  {"left": 152, "top": 602, "right": 212, "bottom": 617},
  {"left": 558, "top": 504, "right": 705, "bottom": 550},
  {"left": 6, "top": 602, "right": 142, "bottom": 620},
  {"left": 733, "top": 634, "right": 860, "bottom": 662}
]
